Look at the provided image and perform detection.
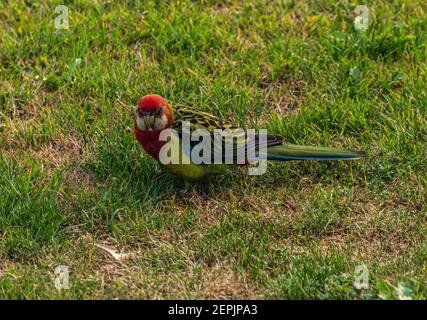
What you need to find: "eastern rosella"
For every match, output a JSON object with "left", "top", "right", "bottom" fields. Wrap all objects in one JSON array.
[{"left": 134, "top": 95, "right": 365, "bottom": 182}]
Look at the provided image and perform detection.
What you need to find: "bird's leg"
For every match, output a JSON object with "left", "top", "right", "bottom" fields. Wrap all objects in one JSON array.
[
  {"left": 153, "top": 172, "right": 167, "bottom": 182},
  {"left": 179, "top": 180, "right": 193, "bottom": 196},
  {"left": 152, "top": 164, "right": 167, "bottom": 182}
]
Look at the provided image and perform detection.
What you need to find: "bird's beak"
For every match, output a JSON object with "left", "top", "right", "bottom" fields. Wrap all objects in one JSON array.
[{"left": 144, "top": 114, "right": 155, "bottom": 129}]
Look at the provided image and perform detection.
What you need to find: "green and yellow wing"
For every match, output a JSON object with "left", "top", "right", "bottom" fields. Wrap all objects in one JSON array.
[{"left": 172, "top": 106, "right": 283, "bottom": 163}]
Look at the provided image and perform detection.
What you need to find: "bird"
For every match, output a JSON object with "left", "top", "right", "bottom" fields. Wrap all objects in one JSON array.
[{"left": 134, "top": 94, "right": 365, "bottom": 182}]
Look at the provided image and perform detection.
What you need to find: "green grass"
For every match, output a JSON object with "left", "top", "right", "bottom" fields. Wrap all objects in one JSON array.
[{"left": 0, "top": 0, "right": 426, "bottom": 299}]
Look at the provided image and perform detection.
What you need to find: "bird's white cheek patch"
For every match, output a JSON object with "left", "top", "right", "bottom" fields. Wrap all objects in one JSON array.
[
  {"left": 154, "top": 115, "right": 168, "bottom": 130},
  {"left": 136, "top": 116, "right": 146, "bottom": 130}
]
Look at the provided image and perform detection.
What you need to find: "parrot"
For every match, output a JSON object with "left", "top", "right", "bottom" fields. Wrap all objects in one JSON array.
[{"left": 134, "top": 94, "right": 365, "bottom": 182}]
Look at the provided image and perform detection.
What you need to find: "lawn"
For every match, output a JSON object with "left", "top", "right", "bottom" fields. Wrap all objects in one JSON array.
[{"left": 0, "top": 0, "right": 426, "bottom": 299}]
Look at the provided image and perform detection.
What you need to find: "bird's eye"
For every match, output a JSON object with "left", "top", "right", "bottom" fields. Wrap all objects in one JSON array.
[{"left": 156, "top": 106, "right": 163, "bottom": 115}]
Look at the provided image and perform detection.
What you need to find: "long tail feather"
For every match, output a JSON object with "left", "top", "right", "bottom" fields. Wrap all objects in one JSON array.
[{"left": 267, "top": 143, "right": 365, "bottom": 161}]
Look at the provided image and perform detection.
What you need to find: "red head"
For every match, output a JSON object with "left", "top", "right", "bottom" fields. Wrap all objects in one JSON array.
[
  {"left": 135, "top": 95, "right": 173, "bottom": 132},
  {"left": 134, "top": 95, "right": 173, "bottom": 159}
]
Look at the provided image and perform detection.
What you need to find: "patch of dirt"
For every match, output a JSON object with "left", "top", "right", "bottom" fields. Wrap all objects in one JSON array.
[
  {"left": 262, "top": 76, "right": 306, "bottom": 118},
  {"left": 3, "top": 129, "right": 96, "bottom": 196},
  {"left": 30, "top": 130, "right": 84, "bottom": 168},
  {"left": 197, "top": 261, "right": 259, "bottom": 299},
  {"left": 257, "top": 67, "right": 307, "bottom": 124}
]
